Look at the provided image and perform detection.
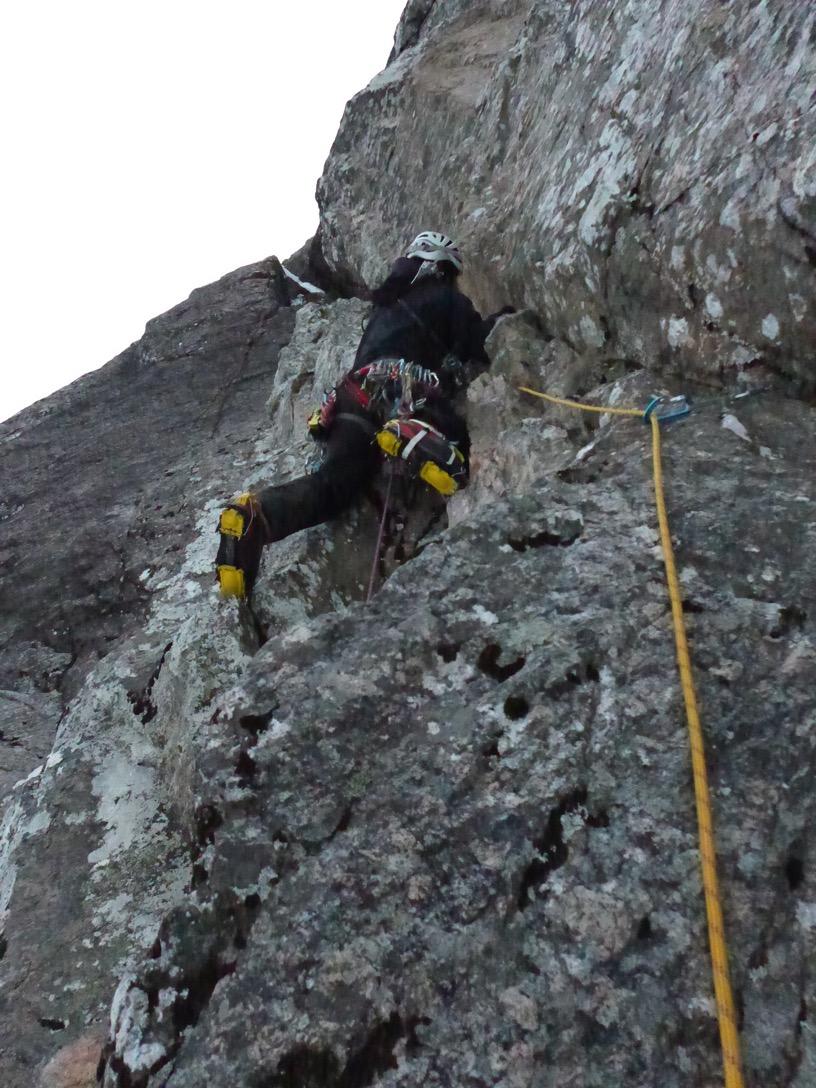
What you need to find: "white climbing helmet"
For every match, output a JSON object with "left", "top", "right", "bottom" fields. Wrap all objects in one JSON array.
[{"left": 405, "top": 230, "right": 463, "bottom": 274}]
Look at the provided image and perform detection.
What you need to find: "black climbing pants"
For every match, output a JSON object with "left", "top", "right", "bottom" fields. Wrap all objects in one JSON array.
[
  {"left": 256, "top": 415, "right": 379, "bottom": 543},
  {"left": 255, "top": 389, "right": 469, "bottom": 544}
]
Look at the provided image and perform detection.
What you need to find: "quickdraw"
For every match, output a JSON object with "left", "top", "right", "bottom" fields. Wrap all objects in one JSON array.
[
  {"left": 356, "top": 358, "right": 441, "bottom": 419},
  {"left": 307, "top": 377, "right": 372, "bottom": 439}
]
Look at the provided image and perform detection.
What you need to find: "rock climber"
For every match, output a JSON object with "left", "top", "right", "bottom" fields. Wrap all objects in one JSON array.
[{"left": 216, "top": 230, "right": 510, "bottom": 598}]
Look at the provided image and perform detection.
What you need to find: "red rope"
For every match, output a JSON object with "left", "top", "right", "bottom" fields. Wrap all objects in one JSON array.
[{"left": 366, "top": 463, "right": 394, "bottom": 603}]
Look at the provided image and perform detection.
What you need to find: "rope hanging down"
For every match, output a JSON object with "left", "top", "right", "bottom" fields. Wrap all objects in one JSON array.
[
  {"left": 366, "top": 461, "right": 395, "bottom": 603},
  {"left": 519, "top": 385, "right": 745, "bottom": 1088}
]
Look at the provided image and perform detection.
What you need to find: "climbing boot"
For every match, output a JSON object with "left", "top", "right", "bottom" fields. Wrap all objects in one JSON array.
[
  {"left": 375, "top": 418, "right": 468, "bottom": 496},
  {"left": 215, "top": 493, "right": 269, "bottom": 599}
]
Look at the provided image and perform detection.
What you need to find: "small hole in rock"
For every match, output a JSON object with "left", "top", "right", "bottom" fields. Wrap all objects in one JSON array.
[
  {"left": 269, "top": 1044, "right": 341, "bottom": 1086},
  {"left": 517, "top": 787, "right": 589, "bottom": 910},
  {"left": 682, "top": 599, "right": 705, "bottom": 614},
  {"left": 244, "top": 893, "right": 261, "bottom": 911},
  {"left": 636, "top": 916, "right": 652, "bottom": 940},
  {"left": 39, "top": 1018, "right": 66, "bottom": 1031},
  {"left": 478, "top": 643, "right": 526, "bottom": 682},
  {"left": 507, "top": 527, "right": 579, "bottom": 552},
  {"left": 240, "top": 711, "right": 274, "bottom": 737},
  {"left": 195, "top": 804, "right": 223, "bottom": 846},
  {"left": 748, "top": 946, "right": 768, "bottom": 970},
  {"left": 235, "top": 750, "right": 256, "bottom": 782},
  {"left": 330, "top": 805, "right": 353, "bottom": 838},
  {"left": 786, "top": 855, "right": 804, "bottom": 891},
  {"left": 436, "top": 641, "right": 460, "bottom": 663},
  {"left": 504, "top": 695, "right": 530, "bottom": 720},
  {"left": 770, "top": 605, "right": 808, "bottom": 640},
  {"left": 192, "top": 863, "right": 209, "bottom": 888},
  {"left": 482, "top": 736, "right": 501, "bottom": 759}
]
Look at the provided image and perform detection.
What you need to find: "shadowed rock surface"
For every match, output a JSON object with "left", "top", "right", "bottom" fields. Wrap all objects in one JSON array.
[
  {"left": 1, "top": 3, "right": 815, "bottom": 1087},
  {"left": 0, "top": 257, "right": 295, "bottom": 707},
  {"left": 0, "top": 256, "right": 302, "bottom": 1085}
]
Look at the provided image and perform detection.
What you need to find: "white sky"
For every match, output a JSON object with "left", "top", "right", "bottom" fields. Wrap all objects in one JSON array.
[{"left": 0, "top": 1, "right": 407, "bottom": 422}]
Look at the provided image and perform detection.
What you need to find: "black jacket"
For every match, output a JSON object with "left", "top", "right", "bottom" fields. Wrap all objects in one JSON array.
[{"left": 353, "top": 258, "right": 491, "bottom": 377}]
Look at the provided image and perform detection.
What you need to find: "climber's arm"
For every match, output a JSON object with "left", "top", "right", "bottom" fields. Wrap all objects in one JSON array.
[{"left": 453, "top": 296, "right": 516, "bottom": 381}]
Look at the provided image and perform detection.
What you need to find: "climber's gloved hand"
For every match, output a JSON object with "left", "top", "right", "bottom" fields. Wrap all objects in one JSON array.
[{"left": 483, "top": 305, "right": 517, "bottom": 335}]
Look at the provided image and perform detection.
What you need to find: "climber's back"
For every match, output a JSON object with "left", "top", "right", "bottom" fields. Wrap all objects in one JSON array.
[{"left": 354, "top": 235, "right": 491, "bottom": 375}]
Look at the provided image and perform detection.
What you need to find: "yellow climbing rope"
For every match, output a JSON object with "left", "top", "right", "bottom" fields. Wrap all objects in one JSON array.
[
  {"left": 518, "top": 386, "right": 644, "bottom": 419},
  {"left": 520, "top": 385, "right": 745, "bottom": 1088}
]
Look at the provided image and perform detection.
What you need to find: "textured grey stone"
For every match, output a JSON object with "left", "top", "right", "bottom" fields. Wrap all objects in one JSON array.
[
  {"left": 0, "top": 284, "right": 446, "bottom": 1086},
  {"left": 0, "top": 689, "right": 62, "bottom": 801},
  {"left": 318, "top": 0, "right": 816, "bottom": 393},
  {"left": 97, "top": 313, "right": 816, "bottom": 1087},
  {"left": 3, "top": 5, "right": 816, "bottom": 1087},
  {"left": 0, "top": 257, "right": 299, "bottom": 1084},
  {"left": 0, "top": 257, "right": 294, "bottom": 714}
]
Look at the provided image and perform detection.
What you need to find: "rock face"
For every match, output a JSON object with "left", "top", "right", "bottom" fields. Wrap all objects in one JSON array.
[
  {"left": 0, "top": 257, "right": 295, "bottom": 704},
  {"left": 318, "top": 0, "right": 816, "bottom": 392},
  {"left": 2, "top": 4, "right": 816, "bottom": 1088},
  {"left": 0, "top": 257, "right": 301, "bottom": 1084},
  {"left": 94, "top": 317, "right": 816, "bottom": 1088}
]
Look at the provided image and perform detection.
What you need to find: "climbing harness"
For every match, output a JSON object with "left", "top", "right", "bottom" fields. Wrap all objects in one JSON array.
[
  {"left": 215, "top": 492, "right": 269, "bottom": 600},
  {"left": 307, "top": 361, "right": 441, "bottom": 441},
  {"left": 303, "top": 360, "right": 469, "bottom": 602},
  {"left": 307, "top": 361, "right": 465, "bottom": 499},
  {"left": 307, "top": 375, "right": 373, "bottom": 439},
  {"left": 519, "top": 385, "right": 745, "bottom": 1088}
]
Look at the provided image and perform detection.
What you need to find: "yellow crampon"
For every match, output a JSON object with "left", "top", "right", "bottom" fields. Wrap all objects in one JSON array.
[
  {"left": 216, "top": 492, "right": 253, "bottom": 599},
  {"left": 375, "top": 428, "right": 403, "bottom": 459},
  {"left": 375, "top": 419, "right": 467, "bottom": 496},
  {"left": 217, "top": 564, "right": 247, "bottom": 599},
  {"left": 418, "top": 459, "right": 460, "bottom": 496}
]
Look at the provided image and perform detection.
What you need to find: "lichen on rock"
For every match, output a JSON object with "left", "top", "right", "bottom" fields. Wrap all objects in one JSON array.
[{"left": 1, "top": 4, "right": 816, "bottom": 1087}]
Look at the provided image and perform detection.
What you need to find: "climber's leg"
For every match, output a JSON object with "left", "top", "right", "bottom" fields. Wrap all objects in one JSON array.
[
  {"left": 217, "top": 410, "right": 380, "bottom": 598},
  {"left": 256, "top": 414, "right": 380, "bottom": 541},
  {"left": 414, "top": 401, "right": 471, "bottom": 466}
]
